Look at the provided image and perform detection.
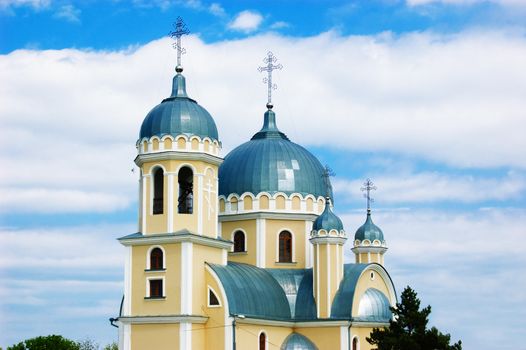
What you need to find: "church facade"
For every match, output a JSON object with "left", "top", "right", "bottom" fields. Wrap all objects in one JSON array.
[{"left": 115, "top": 41, "right": 396, "bottom": 350}]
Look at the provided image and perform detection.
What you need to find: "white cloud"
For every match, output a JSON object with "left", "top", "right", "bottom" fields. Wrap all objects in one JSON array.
[
  {"left": 228, "top": 10, "right": 263, "bottom": 32},
  {"left": 0, "top": 0, "right": 50, "bottom": 10},
  {"left": 53, "top": 4, "right": 80, "bottom": 23},
  {"left": 208, "top": 2, "right": 225, "bottom": 16},
  {"left": 407, "top": 0, "right": 526, "bottom": 6},
  {"left": 333, "top": 171, "right": 526, "bottom": 204},
  {"left": 270, "top": 21, "right": 290, "bottom": 30}
]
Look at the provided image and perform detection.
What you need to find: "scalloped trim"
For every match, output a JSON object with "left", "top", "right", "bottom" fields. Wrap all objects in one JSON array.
[{"left": 136, "top": 135, "right": 221, "bottom": 157}]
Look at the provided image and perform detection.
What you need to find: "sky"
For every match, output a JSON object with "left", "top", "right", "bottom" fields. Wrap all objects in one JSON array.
[{"left": 1, "top": 0, "right": 525, "bottom": 349}]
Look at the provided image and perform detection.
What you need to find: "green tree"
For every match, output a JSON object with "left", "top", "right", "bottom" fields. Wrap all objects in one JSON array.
[
  {"left": 103, "top": 342, "right": 118, "bottom": 350},
  {"left": 77, "top": 339, "right": 99, "bottom": 350},
  {"left": 7, "top": 335, "right": 80, "bottom": 350},
  {"left": 367, "top": 286, "right": 462, "bottom": 350}
]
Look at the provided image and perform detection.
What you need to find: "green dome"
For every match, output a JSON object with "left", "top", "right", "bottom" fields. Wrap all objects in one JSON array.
[
  {"left": 281, "top": 333, "right": 318, "bottom": 350},
  {"left": 354, "top": 211, "right": 384, "bottom": 242},
  {"left": 313, "top": 200, "right": 344, "bottom": 231},
  {"left": 139, "top": 73, "right": 219, "bottom": 141},
  {"left": 218, "top": 109, "right": 332, "bottom": 199}
]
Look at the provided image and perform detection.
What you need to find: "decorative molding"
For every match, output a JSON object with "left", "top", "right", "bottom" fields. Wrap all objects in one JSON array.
[
  {"left": 310, "top": 236, "right": 347, "bottom": 245},
  {"left": 118, "top": 315, "right": 208, "bottom": 324},
  {"left": 135, "top": 151, "right": 223, "bottom": 168},
  {"left": 219, "top": 211, "right": 318, "bottom": 222},
  {"left": 119, "top": 231, "right": 232, "bottom": 250},
  {"left": 235, "top": 317, "right": 351, "bottom": 328}
]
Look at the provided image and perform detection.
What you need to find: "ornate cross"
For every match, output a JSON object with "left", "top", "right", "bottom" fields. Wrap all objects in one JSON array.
[
  {"left": 322, "top": 165, "right": 335, "bottom": 199},
  {"left": 361, "top": 178, "right": 377, "bottom": 212},
  {"left": 204, "top": 178, "right": 216, "bottom": 220},
  {"left": 170, "top": 16, "right": 190, "bottom": 68},
  {"left": 258, "top": 51, "right": 283, "bottom": 108}
]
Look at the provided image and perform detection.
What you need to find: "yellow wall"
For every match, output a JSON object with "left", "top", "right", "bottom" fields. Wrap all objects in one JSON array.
[
  {"left": 352, "top": 269, "right": 391, "bottom": 317},
  {"left": 131, "top": 244, "right": 181, "bottom": 315},
  {"left": 296, "top": 326, "right": 342, "bottom": 350},
  {"left": 350, "top": 326, "right": 378, "bottom": 350},
  {"left": 236, "top": 324, "right": 292, "bottom": 350},
  {"left": 131, "top": 324, "right": 179, "bottom": 350},
  {"left": 265, "top": 219, "right": 306, "bottom": 268},
  {"left": 204, "top": 269, "right": 227, "bottom": 350},
  {"left": 223, "top": 219, "right": 257, "bottom": 265},
  {"left": 192, "top": 245, "right": 225, "bottom": 312}
]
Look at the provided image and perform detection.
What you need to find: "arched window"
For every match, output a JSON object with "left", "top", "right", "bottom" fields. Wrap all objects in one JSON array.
[
  {"left": 352, "top": 337, "right": 359, "bottom": 350},
  {"left": 150, "top": 247, "right": 163, "bottom": 270},
  {"left": 233, "top": 231, "right": 245, "bottom": 252},
  {"left": 279, "top": 231, "right": 292, "bottom": 263},
  {"left": 259, "top": 332, "right": 266, "bottom": 350},
  {"left": 178, "top": 166, "right": 193, "bottom": 214},
  {"left": 153, "top": 167, "right": 164, "bottom": 215}
]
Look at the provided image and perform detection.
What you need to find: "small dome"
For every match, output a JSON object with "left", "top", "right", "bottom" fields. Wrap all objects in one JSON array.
[
  {"left": 354, "top": 211, "right": 384, "bottom": 242},
  {"left": 356, "top": 288, "right": 392, "bottom": 322},
  {"left": 219, "top": 109, "right": 331, "bottom": 199},
  {"left": 281, "top": 333, "right": 318, "bottom": 350},
  {"left": 313, "top": 199, "right": 344, "bottom": 232},
  {"left": 139, "top": 73, "right": 219, "bottom": 142}
]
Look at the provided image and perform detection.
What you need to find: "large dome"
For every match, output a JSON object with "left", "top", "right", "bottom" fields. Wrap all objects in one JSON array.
[
  {"left": 139, "top": 71, "right": 219, "bottom": 141},
  {"left": 219, "top": 109, "right": 331, "bottom": 199}
]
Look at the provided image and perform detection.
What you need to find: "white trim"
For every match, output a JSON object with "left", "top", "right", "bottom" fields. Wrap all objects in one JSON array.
[
  {"left": 316, "top": 243, "right": 320, "bottom": 318},
  {"left": 181, "top": 242, "right": 193, "bottom": 314},
  {"left": 146, "top": 276, "right": 165, "bottom": 298},
  {"left": 119, "top": 322, "right": 131, "bottom": 350},
  {"left": 235, "top": 317, "right": 350, "bottom": 328},
  {"left": 219, "top": 211, "right": 318, "bottom": 222},
  {"left": 145, "top": 245, "right": 166, "bottom": 270},
  {"left": 305, "top": 220, "right": 313, "bottom": 268},
  {"left": 231, "top": 229, "right": 247, "bottom": 253},
  {"left": 141, "top": 174, "right": 147, "bottom": 233},
  {"left": 207, "top": 285, "right": 222, "bottom": 307},
  {"left": 119, "top": 232, "right": 232, "bottom": 250},
  {"left": 257, "top": 330, "right": 267, "bottom": 350},
  {"left": 205, "top": 265, "right": 231, "bottom": 350},
  {"left": 340, "top": 326, "right": 348, "bottom": 350},
  {"left": 149, "top": 165, "right": 166, "bottom": 216},
  {"left": 180, "top": 322, "right": 192, "bottom": 350},
  {"left": 351, "top": 335, "right": 360, "bottom": 350},
  {"left": 167, "top": 173, "right": 174, "bottom": 232},
  {"left": 119, "top": 315, "right": 208, "bottom": 324},
  {"left": 197, "top": 173, "right": 203, "bottom": 235},
  {"left": 134, "top": 150, "right": 223, "bottom": 167},
  {"left": 256, "top": 218, "right": 266, "bottom": 268},
  {"left": 124, "top": 246, "right": 132, "bottom": 316}
]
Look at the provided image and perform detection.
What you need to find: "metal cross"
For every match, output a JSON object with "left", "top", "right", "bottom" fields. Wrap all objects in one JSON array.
[
  {"left": 204, "top": 178, "right": 216, "bottom": 220},
  {"left": 322, "top": 165, "right": 335, "bottom": 199},
  {"left": 258, "top": 51, "right": 283, "bottom": 107},
  {"left": 361, "top": 178, "right": 377, "bottom": 212},
  {"left": 170, "top": 17, "right": 190, "bottom": 68}
]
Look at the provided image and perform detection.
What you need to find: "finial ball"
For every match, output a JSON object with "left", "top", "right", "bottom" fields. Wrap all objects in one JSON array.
[
  {"left": 176, "top": 65, "right": 184, "bottom": 73},
  {"left": 266, "top": 102, "right": 274, "bottom": 109}
]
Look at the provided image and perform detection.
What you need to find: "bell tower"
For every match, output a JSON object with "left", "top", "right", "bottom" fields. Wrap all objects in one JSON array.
[{"left": 118, "top": 18, "right": 231, "bottom": 350}]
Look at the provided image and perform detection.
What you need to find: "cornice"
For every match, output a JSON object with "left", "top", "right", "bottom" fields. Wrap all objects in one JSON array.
[
  {"left": 219, "top": 211, "right": 318, "bottom": 222},
  {"left": 119, "top": 231, "right": 232, "bottom": 249},
  {"left": 118, "top": 314, "right": 208, "bottom": 324},
  {"left": 134, "top": 151, "right": 223, "bottom": 167}
]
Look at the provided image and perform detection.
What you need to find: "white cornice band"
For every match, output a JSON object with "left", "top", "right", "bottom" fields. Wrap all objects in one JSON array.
[{"left": 119, "top": 315, "right": 208, "bottom": 324}]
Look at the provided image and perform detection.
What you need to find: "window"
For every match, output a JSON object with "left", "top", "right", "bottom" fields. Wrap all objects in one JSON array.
[
  {"left": 150, "top": 247, "right": 163, "bottom": 270},
  {"left": 153, "top": 167, "right": 164, "bottom": 215},
  {"left": 178, "top": 166, "right": 193, "bottom": 214},
  {"left": 352, "top": 337, "right": 359, "bottom": 350},
  {"left": 278, "top": 231, "right": 292, "bottom": 263},
  {"left": 149, "top": 279, "right": 163, "bottom": 298},
  {"left": 259, "top": 332, "right": 266, "bottom": 350},
  {"left": 233, "top": 231, "right": 245, "bottom": 252},
  {"left": 208, "top": 288, "right": 220, "bottom": 306}
]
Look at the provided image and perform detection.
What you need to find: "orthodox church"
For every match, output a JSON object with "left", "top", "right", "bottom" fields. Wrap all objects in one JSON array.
[{"left": 114, "top": 21, "right": 396, "bottom": 350}]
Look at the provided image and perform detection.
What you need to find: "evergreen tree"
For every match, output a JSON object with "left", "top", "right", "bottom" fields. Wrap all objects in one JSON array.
[
  {"left": 7, "top": 335, "right": 80, "bottom": 350},
  {"left": 367, "top": 286, "right": 462, "bottom": 350}
]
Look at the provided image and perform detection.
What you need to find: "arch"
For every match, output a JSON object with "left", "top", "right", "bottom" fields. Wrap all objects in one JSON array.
[
  {"left": 178, "top": 166, "right": 193, "bottom": 214},
  {"left": 149, "top": 247, "right": 164, "bottom": 270},
  {"left": 191, "top": 137, "right": 200, "bottom": 150},
  {"left": 146, "top": 245, "right": 166, "bottom": 270},
  {"left": 259, "top": 194, "right": 270, "bottom": 210},
  {"left": 207, "top": 285, "right": 221, "bottom": 307},
  {"left": 219, "top": 198, "right": 226, "bottom": 213},
  {"left": 176, "top": 136, "right": 187, "bottom": 150},
  {"left": 291, "top": 195, "right": 301, "bottom": 210},
  {"left": 278, "top": 231, "right": 293, "bottom": 263},
  {"left": 232, "top": 230, "right": 246, "bottom": 253},
  {"left": 152, "top": 167, "right": 164, "bottom": 215},
  {"left": 306, "top": 196, "right": 314, "bottom": 212},
  {"left": 352, "top": 336, "right": 359, "bottom": 350},
  {"left": 243, "top": 195, "right": 253, "bottom": 210},
  {"left": 142, "top": 140, "right": 148, "bottom": 153},
  {"left": 229, "top": 196, "right": 239, "bottom": 212},
  {"left": 258, "top": 331, "right": 267, "bottom": 350},
  {"left": 163, "top": 137, "right": 173, "bottom": 150},
  {"left": 275, "top": 194, "right": 286, "bottom": 210},
  {"left": 151, "top": 137, "right": 160, "bottom": 151}
]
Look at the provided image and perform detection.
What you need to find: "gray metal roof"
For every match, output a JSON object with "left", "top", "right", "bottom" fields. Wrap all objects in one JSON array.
[
  {"left": 281, "top": 333, "right": 318, "bottom": 350},
  {"left": 218, "top": 109, "right": 332, "bottom": 199},
  {"left": 139, "top": 73, "right": 219, "bottom": 141},
  {"left": 208, "top": 262, "right": 395, "bottom": 322},
  {"left": 354, "top": 212, "right": 385, "bottom": 242},
  {"left": 312, "top": 201, "right": 344, "bottom": 232},
  {"left": 355, "top": 288, "right": 392, "bottom": 323}
]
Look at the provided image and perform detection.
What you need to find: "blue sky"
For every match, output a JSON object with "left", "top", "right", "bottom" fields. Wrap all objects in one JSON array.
[{"left": 1, "top": 0, "right": 526, "bottom": 349}]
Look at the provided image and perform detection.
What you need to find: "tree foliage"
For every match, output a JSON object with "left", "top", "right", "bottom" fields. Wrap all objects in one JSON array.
[
  {"left": 7, "top": 335, "right": 80, "bottom": 350},
  {"left": 367, "top": 286, "right": 462, "bottom": 350}
]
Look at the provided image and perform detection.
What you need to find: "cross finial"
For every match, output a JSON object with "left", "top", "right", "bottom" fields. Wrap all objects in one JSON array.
[
  {"left": 258, "top": 51, "right": 283, "bottom": 109},
  {"left": 361, "top": 178, "right": 377, "bottom": 213},
  {"left": 170, "top": 17, "right": 190, "bottom": 71},
  {"left": 322, "top": 165, "right": 335, "bottom": 200}
]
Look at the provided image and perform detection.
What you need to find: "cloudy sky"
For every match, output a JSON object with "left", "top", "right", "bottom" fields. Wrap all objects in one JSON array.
[{"left": 1, "top": 0, "right": 525, "bottom": 348}]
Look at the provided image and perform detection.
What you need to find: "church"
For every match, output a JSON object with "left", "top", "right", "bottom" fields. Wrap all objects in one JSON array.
[{"left": 114, "top": 19, "right": 396, "bottom": 350}]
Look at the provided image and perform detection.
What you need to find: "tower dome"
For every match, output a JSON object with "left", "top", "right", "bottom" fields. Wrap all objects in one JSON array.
[
  {"left": 313, "top": 198, "right": 344, "bottom": 232},
  {"left": 218, "top": 109, "right": 330, "bottom": 199},
  {"left": 139, "top": 69, "right": 219, "bottom": 142},
  {"left": 281, "top": 333, "right": 318, "bottom": 350},
  {"left": 354, "top": 211, "right": 385, "bottom": 243}
]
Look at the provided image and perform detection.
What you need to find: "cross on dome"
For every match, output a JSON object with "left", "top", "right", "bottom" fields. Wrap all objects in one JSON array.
[
  {"left": 361, "top": 178, "right": 377, "bottom": 213},
  {"left": 170, "top": 16, "right": 190, "bottom": 72},
  {"left": 322, "top": 165, "right": 335, "bottom": 200},
  {"left": 258, "top": 51, "right": 283, "bottom": 109}
]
